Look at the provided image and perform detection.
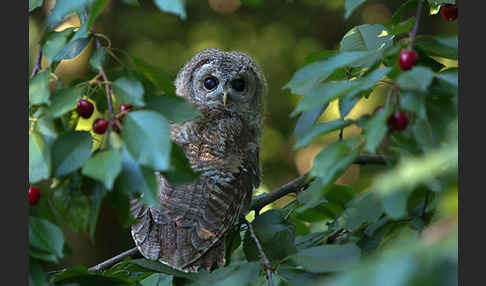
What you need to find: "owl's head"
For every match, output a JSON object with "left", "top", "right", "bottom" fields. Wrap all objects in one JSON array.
[{"left": 175, "top": 48, "right": 266, "bottom": 124}]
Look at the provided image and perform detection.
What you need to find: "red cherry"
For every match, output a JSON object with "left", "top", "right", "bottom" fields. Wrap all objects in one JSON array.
[
  {"left": 387, "top": 111, "right": 409, "bottom": 131},
  {"left": 374, "top": 105, "right": 383, "bottom": 114},
  {"left": 93, "top": 118, "right": 109, "bottom": 134},
  {"left": 440, "top": 4, "right": 458, "bottom": 22},
  {"left": 76, "top": 100, "right": 95, "bottom": 119},
  {"left": 29, "top": 187, "right": 41, "bottom": 206},
  {"left": 399, "top": 49, "right": 418, "bottom": 71}
]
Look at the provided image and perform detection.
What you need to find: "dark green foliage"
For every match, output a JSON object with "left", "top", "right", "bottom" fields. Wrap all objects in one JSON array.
[{"left": 29, "top": 1, "right": 458, "bottom": 286}]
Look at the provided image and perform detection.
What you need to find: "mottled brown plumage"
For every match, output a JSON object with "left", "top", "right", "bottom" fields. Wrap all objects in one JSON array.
[{"left": 130, "top": 48, "right": 266, "bottom": 272}]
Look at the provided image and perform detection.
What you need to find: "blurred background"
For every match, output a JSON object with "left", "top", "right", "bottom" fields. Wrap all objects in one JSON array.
[{"left": 29, "top": 0, "right": 458, "bottom": 270}]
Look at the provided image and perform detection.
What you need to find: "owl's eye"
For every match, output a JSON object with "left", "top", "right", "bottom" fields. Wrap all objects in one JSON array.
[
  {"left": 203, "top": 76, "right": 218, "bottom": 91},
  {"left": 231, "top": 78, "right": 246, "bottom": 92}
]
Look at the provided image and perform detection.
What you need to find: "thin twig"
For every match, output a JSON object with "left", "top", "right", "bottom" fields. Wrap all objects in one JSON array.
[
  {"left": 31, "top": 46, "right": 43, "bottom": 78},
  {"left": 408, "top": 0, "right": 424, "bottom": 49},
  {"left": 243, "top": 218, "right": 274, "bottom": 286},
  {"left": 89, "top": 247, "right": 140, "bottom": 271},
  {"left": 93, "top": 35, "right": 115, "bottom": 133}
]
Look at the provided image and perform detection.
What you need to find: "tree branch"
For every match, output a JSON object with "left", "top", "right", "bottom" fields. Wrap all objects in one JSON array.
[
  {"left": 89, "top": 247, "right": 140, "bottom": 271},
  {"left": 31, "top": 45, "right": 43, "bottom": 78},
  {"left": 409, "top": 0, "right": 424, "bottom": 49},
  {"left": 243, "top": 218, "right": 274, "bottom": 286}
]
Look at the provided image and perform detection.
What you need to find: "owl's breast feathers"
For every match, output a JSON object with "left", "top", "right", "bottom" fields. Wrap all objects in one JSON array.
[{"left": 131, "top": 109, "right": 261, "bottom": 272}]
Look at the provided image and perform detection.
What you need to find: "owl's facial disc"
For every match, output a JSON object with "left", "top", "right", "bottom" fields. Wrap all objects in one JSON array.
[{"left": 191, "top": 58, "right": 259, "bottom": 114}]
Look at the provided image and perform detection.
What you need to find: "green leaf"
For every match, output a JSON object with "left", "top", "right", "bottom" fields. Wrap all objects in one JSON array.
[
  {"left": 29, "top": 69, "right": 51, "bottom": 106},
  {"left": 292, "top": 67, "right": 391, "bottom": 115},
  {"left": 381, "top": 191, "right": 409, "bottom": 219},
  {"left": 396, "top": 66, "right": 435, "bottom": 92},
  {"left": 391, "top": 0, "right": 418, "bottom": 24},
  {"left": 52, "top": 131, "right": 93, "bottom": 177},
  {"left": 53, "top": 22, "right": 91, "bottom": 61},
  {"left": 145, "top": 95, "right": 202, "bottom": 123},
  {"left": 293, "top": 104, "right": 328, "bottom": 140},
  {"left": 310, "top": 137, "right": 362, "bottom": 185},
  {"left": 161, "top": 143, "right": 200, "bottom": 185},
  {"left": 435, "top": 69, "right": 458, "bottom": 88},
  {"left": 115, "top": 147, "right": 159, "bottom": 208},
  {"left": 140, "top": 274, "right": 173, "bottom": 286},
  {"left": 200, "top": 262, "right": 262, "bottom": 286},
  {"left": 29, "top": 258, "right": 49, "bottom": 286},
  {"left": 414, "top": 35, "right": 458, "bottom": 60},
  {"left": 29, "top": 216, "right": 64, "bottom": 259},
  {"left": 362, "top": 104, "right": 392, "bottom": 153},
  {"left": 154, "top": 0, "right": 187, "bottom": 20},
  {"left": 46, "top": 0, "right": 92, "bottom": 30},
  {"left": 131, "top": 56, "right": 176, "bottom": 94},
  {"left": 29, "top": 132, "right": 52, "bottom": 184},
  {"left": 89, "top": 47, "right": 107, "bottom": 72},
  {"left": 297, "top": 183, "right": 355, "bottom": 213},
  {"left": 112, "top": 77, "right": 145, "bottom": 107},
  {"left": 130, "top": 259, "right": 199, "bottom": 279},
  {"left": 284, "top": 51, "right": 376, "bottom": 95},
  {"left": 339, "top": 24, "right": 393, "bottom": 67},
  {"left": 52, "top": 186, "right": 89, "bottom": 234},
  {"left": 344, "top": 0, "right": 367, "bottom": 19},
  {"left": 86, "top": 180, "right": 107, "bottom": 239},
  {"left": 105, "top": 189, "right": 136, "bottom": 227},
  {"left": 401, "top": 92, "right": 427, "bottom": 120},
  {"left": 45, "top": 87, "right": 84, "bottom": 118},
  {"left": 30, "top": 247, "right": 59, "bottom": 263},
  {"left": 243, "top": 210, "right": 296, "bottom": 262},
  {"left": 82, "top": 150, "right": 122, "bottom": 190},
  {"left": 289, "top": 243, "right": 361, "bottom": 273},
  {"left": 87, "top": 0, "right": 108, "bottom": 29},
  {"left": 41, "top": 28, "right": 75, "bottom": 66},
  {"left": 51, "top": 263, "right": 152, "bottom": 285},
  {"left": 122, "top": 111, "right": 171, "bottom": 171},
  {"left": 295, "top": 119, "right": 354, "bottom": 149},
  {"left": 412, "top": 117, "right": 439, "bottom": 152},
  {"left": 384, "top": 17, "right": 415, "bottom": 36},
  {"left": 335, "top": 192, "right": 383, "bottom": 232},
  {"left": 29, "top": 0, "right": 44, "bottom": 12},
  {"left": 339, "top": 91, "right": 360, "bottom": 119}
]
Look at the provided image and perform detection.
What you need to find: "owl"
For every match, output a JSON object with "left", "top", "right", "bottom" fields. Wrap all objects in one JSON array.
[{"left": 130, "top": 48, "right": 267, "bottom": 272}]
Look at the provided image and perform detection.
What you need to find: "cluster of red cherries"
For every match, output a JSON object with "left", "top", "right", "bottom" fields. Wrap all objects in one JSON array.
[
  {"left": 386, "top": 3, "right": 457, "bottom": 131},
  {"left": 76, "top": 100, "right": 133, "bottom": 134}
]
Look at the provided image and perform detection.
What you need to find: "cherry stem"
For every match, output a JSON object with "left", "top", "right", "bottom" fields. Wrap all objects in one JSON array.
[
  {"left": 84, "top": 9, "right": 114, "bottom": 134},
  {"left": 409, "top": 0, "right": 424, "bottom": 49},
  {"left": 243, "top": 217, "right": 274, "bottom": 286},
  {"left": 31, "top": 45, "right": 43, "bottom": 78}
]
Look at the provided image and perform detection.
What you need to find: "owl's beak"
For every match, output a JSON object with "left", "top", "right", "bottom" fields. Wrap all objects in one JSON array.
[{"left": 223, "top": 92, "right": 228, "bottom": 106}]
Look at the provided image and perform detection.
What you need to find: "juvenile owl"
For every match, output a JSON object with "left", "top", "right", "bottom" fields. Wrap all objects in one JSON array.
[{"left": 130, "top": 48, "right": 267, "bottom": 272}]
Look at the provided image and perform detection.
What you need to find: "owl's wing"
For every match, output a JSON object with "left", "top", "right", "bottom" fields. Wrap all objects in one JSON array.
[{"left": 131, "top": 115, "right": 260, "bottom": 272}]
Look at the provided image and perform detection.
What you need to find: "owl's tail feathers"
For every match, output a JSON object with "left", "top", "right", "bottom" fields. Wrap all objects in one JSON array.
[
  {"left": 130, "top": 199, "right": 226, "bottom": 273},
  {"left": 185, "top": 239, "right": 226, "bottom": 272}
]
